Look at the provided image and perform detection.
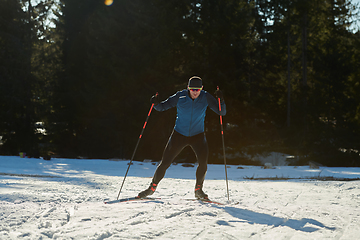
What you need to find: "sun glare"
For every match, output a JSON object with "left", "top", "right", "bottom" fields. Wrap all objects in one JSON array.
[{"left": 104, "top": 0, "right": 113, "bottom": 6}]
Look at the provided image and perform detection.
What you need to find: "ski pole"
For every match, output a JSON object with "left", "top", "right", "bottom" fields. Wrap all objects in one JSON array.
[
  {"left": 116, "top": 93, "right": 158, "bottom": 200},
  {"left": 217, "top": 86, "right": 230, "bottom": 201}
]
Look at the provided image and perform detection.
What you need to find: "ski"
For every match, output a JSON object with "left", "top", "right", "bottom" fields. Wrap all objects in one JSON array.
[
  {"left": 184, "top": 198, "right": 224, "bottom": 205},
  {"left": 104, "top": 197, "right": 160, "bottom": 204},
  {"left": 104, "top": 197, "right": 223, "bottom": 205}
]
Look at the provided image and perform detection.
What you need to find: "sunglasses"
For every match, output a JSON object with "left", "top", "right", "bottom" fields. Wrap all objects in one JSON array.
[{"left": 188, "top": 87, "right": 202, "bottom": 92}]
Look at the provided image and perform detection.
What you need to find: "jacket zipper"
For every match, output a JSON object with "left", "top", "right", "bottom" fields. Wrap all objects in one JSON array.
[{"left": 189, "top": 100, "right": 194, "bottom": 136}]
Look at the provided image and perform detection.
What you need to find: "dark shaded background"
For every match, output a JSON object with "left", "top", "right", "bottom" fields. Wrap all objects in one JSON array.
[{"left": 1, "top": 0, "right": 360, "bottom": 166}]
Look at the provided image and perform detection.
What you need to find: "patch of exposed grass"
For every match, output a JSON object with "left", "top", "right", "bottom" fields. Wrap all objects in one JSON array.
[{"left": 0, "top": 172, "right": 61, "bottom": 178}]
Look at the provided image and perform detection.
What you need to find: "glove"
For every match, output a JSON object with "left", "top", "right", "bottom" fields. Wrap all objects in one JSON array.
[
  {"left": 150, "top": 94, "right": 159, "bottom": 106},
  {"left": 214, "top": 89, "right": 224, "bottom": 102}
]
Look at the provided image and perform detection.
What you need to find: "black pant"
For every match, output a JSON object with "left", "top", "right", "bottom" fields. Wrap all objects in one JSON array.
[{"left": 152, "top": 130, "right": 209, "bottom": 187}]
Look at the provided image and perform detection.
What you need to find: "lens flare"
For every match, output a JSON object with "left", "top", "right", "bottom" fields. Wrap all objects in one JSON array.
[{"left": 104, "top": 0, "right": 113, "bottom": 6}]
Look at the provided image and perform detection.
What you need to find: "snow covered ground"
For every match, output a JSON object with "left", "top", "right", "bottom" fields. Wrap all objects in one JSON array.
[{"left": 1, "top": 156, "right": 360, "bottom": 239}]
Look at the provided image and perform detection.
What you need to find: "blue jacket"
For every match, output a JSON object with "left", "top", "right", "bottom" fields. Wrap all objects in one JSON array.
[{"left": 154, "top": 89, "right": 226, "bottom": 137}]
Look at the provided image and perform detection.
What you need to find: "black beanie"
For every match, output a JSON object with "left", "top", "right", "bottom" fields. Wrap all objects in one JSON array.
[{"left": 188, "top": 76, "right": 202, "bottom": 88}]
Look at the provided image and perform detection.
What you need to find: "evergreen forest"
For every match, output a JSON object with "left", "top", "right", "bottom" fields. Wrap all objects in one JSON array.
[{"left": 1, "top": 0, "right": 360, "bottom": 167}]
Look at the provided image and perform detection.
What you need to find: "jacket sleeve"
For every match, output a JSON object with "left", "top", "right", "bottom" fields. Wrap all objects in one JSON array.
[
  {"left": 154, "top": 91, "right": 180, "bottom": 111},
  {"left": 206, "top": 91, "right": 226, "bottom": 116}
]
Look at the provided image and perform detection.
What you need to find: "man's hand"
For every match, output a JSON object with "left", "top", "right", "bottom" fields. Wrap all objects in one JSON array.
[{"left": 214, "top": 89, "right": 224, "bottom": 102}]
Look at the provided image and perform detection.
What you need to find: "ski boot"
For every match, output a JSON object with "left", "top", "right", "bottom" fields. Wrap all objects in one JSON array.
[
  {"left": 195, "top": 184, "right": 209, "bottom": 200},
  {"left": 137, "top": 182, "right": 157, "bottom": 199}
]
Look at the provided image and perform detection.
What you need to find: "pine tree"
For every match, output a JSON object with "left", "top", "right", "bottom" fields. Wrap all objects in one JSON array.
[{"left": 0, "top": 0, "right": 37, "bottom": 155}]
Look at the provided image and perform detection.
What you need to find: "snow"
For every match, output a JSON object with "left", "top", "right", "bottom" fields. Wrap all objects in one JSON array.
[{"left": 1, "top": 156, "right": 360, "bottom": 239}]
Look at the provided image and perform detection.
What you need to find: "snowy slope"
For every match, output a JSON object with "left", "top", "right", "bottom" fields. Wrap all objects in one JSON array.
[{"left": 1, "top": 156, "right": 360, "bottom": 239}]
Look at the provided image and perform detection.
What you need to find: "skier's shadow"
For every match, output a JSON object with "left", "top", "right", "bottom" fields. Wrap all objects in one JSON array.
[{"left": 217, "top": 205, "right": 336, "bottom": 232}]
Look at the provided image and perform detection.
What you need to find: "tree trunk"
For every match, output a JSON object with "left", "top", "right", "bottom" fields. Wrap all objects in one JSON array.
[
  {"left": 301, "top": 11, "right": 308, "bottom": 132},
  {"left": 287, "top": 18, "right": 291, "bottom": 127}
]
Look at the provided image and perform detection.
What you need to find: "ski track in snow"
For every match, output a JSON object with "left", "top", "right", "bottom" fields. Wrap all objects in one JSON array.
[{"left": 1, "top": 157, "right": 360, "bottom": 239}]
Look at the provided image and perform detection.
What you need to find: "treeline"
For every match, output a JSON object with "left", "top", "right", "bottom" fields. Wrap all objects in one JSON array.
[{"left": 0, "top": 0, "right": 360, "bottom": 166}]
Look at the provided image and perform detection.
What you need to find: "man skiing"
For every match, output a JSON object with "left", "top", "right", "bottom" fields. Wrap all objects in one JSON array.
[{"left": 138, "top": 76, "right": 226, "bottom": 200}]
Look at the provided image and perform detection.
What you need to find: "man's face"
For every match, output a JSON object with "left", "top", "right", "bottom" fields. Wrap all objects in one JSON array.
[{"left": 188, "top": 86, "right": 202, "bottom": 99}]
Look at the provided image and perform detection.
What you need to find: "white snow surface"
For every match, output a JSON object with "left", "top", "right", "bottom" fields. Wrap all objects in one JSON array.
[{"left": 1, "top": 156, "right": 360, "bottom": 239}]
